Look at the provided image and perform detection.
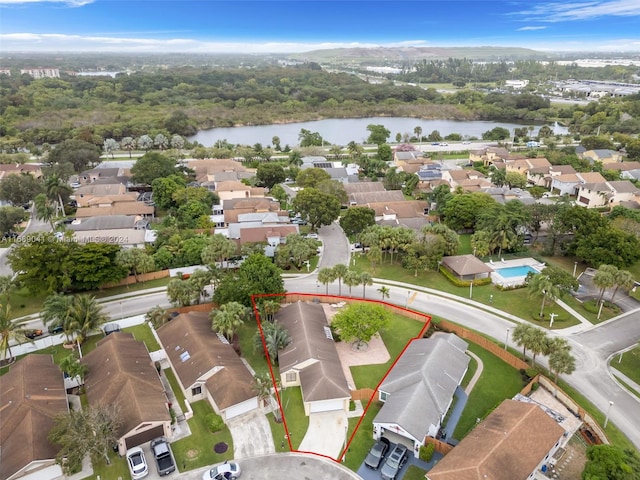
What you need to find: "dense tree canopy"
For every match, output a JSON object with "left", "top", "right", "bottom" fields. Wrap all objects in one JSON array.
[
  {"left": 292, "top": 188, "right": 341, "bottom": 231},
  {"left": 130, "top": 151, "right": 179, "bottom": 185}
]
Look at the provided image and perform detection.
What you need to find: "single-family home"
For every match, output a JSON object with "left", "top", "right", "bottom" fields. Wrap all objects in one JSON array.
[
  {"left": 373, "top": 334, "right": 469, "bottom": 458},
  {"left": 276, "top": 302, "right": 351, "bottom": 415},
  {"left": 79, "top": 167, "right": 130, "bottom": 185},
  {"left": 0, "top": 164, "right": 43, "bottom": 181},
  {"left": 441, "top": 169, "right": 487, "bottom": 189},
  {"left": 365, "top": 200, "right": 430, "bottom": 230},
  {"left": 601, "top": 161, "right": 640, "bottom": 180},
  {"left": 482, "top": 187, "right": 536, "bottom": 205},
  {"left": 74, "top": 197, "right": 155, "bottom": 218},
  {"left": 82, "top": 333, "right": 173, "bottom": 455},
  {"left": 526, "top": 164, "right": 576, "bottom": 188},
  {"left": 213, "top": 180, "right": 266, "bottom": 201},
  {"left": 575, "top": 180, "right": 640, "bottom": 208},
  {"left": 468, "top": 147, "right": 510, "bottom": 167},
  {"left": 0, "top": 355, "right": 68, "bottom": 480},
  {"left": 343, "top": 181, "right": 386, "bottom": 195},
  {"left": 157, "top": 312, "right": 259, "bottom": 421},
  {"left": 75, "top": 192, "right": 139, "bottom": 208},
  {"left": 582, "top": 149, "right": 624, "bottom": 164},
  {"left": 549, "top": 172, "right": 606, "bottom": 196},
  {"left": 73, "top": 182, "right": 127, "bottom": 198},
  {"left": 426, "top": 399, "right": 565, "bottom": 480},
  {"left": 348, "top": 190, "right": 405, "bottom": 206},
  {"left": 504, "top": 157, "right": 551, "bottom": 176}
]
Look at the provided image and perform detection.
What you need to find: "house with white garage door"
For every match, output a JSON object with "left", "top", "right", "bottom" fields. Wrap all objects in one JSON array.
[
  {"left": 276, "top": 302, "right": 351, "bottom": 415},
  {"left": 373, "top": 333, "right": 469, "bottom": 457},
  {"left": 82, "top": 332, "right": 173, "bottom": 455},
  {"left": 157, "top": 312, "right": 259, "bottom": 421}
]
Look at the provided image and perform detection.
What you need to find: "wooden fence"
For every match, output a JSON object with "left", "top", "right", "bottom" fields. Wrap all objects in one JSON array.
[{"left": 102, "top": 269, "right": 170, "bottom": 288}]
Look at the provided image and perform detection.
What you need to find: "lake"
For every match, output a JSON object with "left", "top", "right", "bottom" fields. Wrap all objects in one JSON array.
[{"left": 188, "top": 117, "right": 568, "bottom": 148}]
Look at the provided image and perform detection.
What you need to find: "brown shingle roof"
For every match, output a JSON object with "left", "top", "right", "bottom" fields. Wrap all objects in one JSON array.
[
  {"left": 187, "top": 158, "right": 247, "bottom": 173},
  {"left": 343, "top": 182, "right": 386, "bottom": 194},
  {"left": 441, "top": 254, "right": 493, "bottom": 276},
  {"left": 239, "top": 225, "right": 298, "bottom": 244},
  {"left": 349, "top": 190, "right": 405, "bottom": 205},
  {"left": 0, "top": 355, "right": 68, "bottom": 480},
  {"left": 157, "top": 312, "right": 255, "bottom": 410},
  {"left": 75, "top": 202, "right": 154, "bottom": 217},
  {"left": 74, "top": 183, "right": 127, "bottom": 196},
  {"left": 427, "top": 399, "right": 565, "bottom": 480},
  {"left": 276, "top": 302, "right": 350, "bottom": 402},
  {"left": 82, "top": 333, "right": 170, "bottom": 437},
  {"left": 367, "top": 200, "right": 428, "bottom": 218}
]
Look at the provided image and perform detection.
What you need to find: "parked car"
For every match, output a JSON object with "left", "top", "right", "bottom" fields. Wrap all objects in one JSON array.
[
  {"left": 306, "top": 233, "right": 318, "bottom": 239},
  {"left": 440, "top": 142, "right": 449, "bottom": 146},
  {"left": 380, "top": 444, "right": 408, "bottom": 480},
  {"left": 48, "top": 325, "right": 64, "bottom": 335},
  {"left": 126, "top": 447, "right": 149, "bottom": 479},
  {"left": 202, "top": 461, "right": 241, "bottom": 479},
  {"left": 25, "top": 329, "right": 43, "bottom": 339},
  {"left": 103, "top": 323, "right": 121, "bottom": 336},
  {"left": 150, "top": 437, "right": 176, "bottom": 476},
  {"left": 364, "top": 437, "right": 390, "bottom": 469}
]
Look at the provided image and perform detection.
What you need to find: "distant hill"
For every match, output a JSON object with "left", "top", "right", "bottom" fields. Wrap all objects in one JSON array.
[{"left": 288, "top": 46, "right": 548, "bottom": 64}]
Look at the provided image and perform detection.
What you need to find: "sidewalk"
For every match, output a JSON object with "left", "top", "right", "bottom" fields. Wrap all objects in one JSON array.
[{"left": 611, "top": 367, "right": 640, "bottom": 395}]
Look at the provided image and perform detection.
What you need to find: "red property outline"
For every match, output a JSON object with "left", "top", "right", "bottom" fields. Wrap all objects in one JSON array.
[{"left": 251, "top": 292, "right": 431, "bottom": 464}]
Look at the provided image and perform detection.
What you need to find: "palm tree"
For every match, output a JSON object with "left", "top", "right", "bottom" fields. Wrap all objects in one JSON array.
[
  {"left": 343, "top": 270, "right": 361, "bottom": 297},
  {"left": 0, "top": 305, "right": 31, "bottom": 363},
  {"left": 257, "top": 299, "right": 281, "bottom": 323},
  {"left": 332, "top": 264, "right": 348, "bottom": 296},
  {"left": 549, "top": 348, "right": 576, "bottom": 383},
  {"left": 145, "top": 306, "right": 171, "bottom": 330},
  {"left": 527, "top": 274, "right": 560, "bottom": 318},
  {"left": 512, "top": 323, "right": 535, "bottom": 362},
  {"left": 210, "top": 302, "right": 247, "bottom": 341},
  {"left": 120, "top": 137, "right": 135, "bottom": 158},
  {"left": 610, "top": 269, "right": 634, "bottom": 302},
  {"left": 378, "top": 286, "right": 390, "bottom": 300},
  {"left": 317, "top": 267, "right": 336, "bottom": 295},
  {"left": 528, "top": 328, "right": 549, "bottom": 367},
  {"left": 593, "top": 264, "right": 618, "bottom": 304},
  {"left": 254, "top": 322, "right": 291, "bottom": 365},
  {"left": 253, "top": 372, "right": 275, "bottom": 408},
  {"left": 67, "top": 294, "right": 108, "bottom": 344},
  {"left": 116, "top": 249, "right": 155, "bottom": 283},
  {"left": 413, "top": 126, "right": 422, "bottom": 142},
  {"left": 59, "top": 353, "right": 88, "bottom": 382},
  {"left": 33, "top": 193, "right": 56, "bottom": 230},
  {"left": 44, "top": 174, "right": 72, "bottom": 217},
  {"left": 41, "top": 293, "right": 74, "bottom": 342},
  {"left": 360, "top": 272, "right": 373, "bottom": 298}
]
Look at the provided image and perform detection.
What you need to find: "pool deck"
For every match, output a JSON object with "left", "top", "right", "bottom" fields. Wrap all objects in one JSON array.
[{"left": 486, "top": 257, "right": 546, "bottom": 287}]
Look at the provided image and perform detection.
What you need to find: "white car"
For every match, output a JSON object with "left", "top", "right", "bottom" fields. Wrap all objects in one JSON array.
[
  {"left": 306, "top": 233, "right": 319, "bottom": 239},
  {"left": 126, "top": 447, "right": 149, "bottom": 479},
  {"left": 202, "top": 462, "right": 242, "bottom": 479}
]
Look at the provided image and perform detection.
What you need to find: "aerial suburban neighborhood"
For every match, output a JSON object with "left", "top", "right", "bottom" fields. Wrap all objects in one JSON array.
[{"left": 1, "top": 1, "right": 640, "bottom": 479}]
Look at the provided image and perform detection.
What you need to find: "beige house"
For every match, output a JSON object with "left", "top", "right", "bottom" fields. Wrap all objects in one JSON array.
[
  {"left": 214, "top": 180, "right": 265, "bottom": 201},
  {"left": 441, "top": 169, "right": 487, "bottom": 189},
  {"left": 75, "top": 192, "right": 139, "bottom": 208},
  {"left": 348, "top": 190, "right": 405, "bottom": 206},
  {"left": 75, "top": 199, "right": 155, "bottom": 218},
  {"left": 526, "top": 165, "right": 576, "bottom": 188},
  {"left": 582, "top": 149, "right": 624, "bottom": 164},
  {"left": 0, "top": 164, "right": 43, "bottom": 180},
  {"left": 550, "top": 171, "right": 606, "bottom": 196},
  {"left": 505, "top": 157, "right": 551, "bottom": 176},
  {"left": 0, "top": 355, "right": 68, "bottom": 480},
  {"left": 82, "top": 333, "right": 172, "bottom": 455},
  {"left": 426, "top": 399, "right": 565, "bottom": 480},
  {"left": 157, "top": 312, "right": 259, "bottom": 421},
  {"left": 277, "top": 302, "right": 351, "bottom": 415},
  {"left": 575, "top": 180, "right": 640, "bottom": 208},
  {"left": 468, "top": 147, "right": 510, "bottom": 166}
]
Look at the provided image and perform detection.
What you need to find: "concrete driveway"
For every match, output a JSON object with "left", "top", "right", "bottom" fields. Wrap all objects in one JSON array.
[
  {"left": 298, "top": 410, "right": 348, "bottom": 460},
  {"left": 226, "top": 410, "right": 275, "bottom": 459}
]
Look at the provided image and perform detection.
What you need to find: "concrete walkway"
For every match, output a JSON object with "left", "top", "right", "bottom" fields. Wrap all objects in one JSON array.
[
  {"left": 611, "top": 367, "right": 640, "bottom": 395},
  {"left": 463, "top": 350, "right": 484, "bottom": 396},
  {"left": 298, "top": 411, "right": 348, "bottom": 460}
]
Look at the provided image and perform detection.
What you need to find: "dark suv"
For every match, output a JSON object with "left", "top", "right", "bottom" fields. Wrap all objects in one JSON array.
[
  {"left": 364, "top": 437, "right": 390, "bottom": 469},
  {"left": 380, "top": 443, "right": 408, "bottom": 480}
]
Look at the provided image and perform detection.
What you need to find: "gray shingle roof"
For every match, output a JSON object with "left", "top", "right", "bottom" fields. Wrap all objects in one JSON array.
[{"left": 374, "top": 334, "right": 469, "bottom": 441}]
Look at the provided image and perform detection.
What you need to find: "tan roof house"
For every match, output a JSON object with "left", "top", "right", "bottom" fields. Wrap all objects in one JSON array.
[
  {"left": 550, "top": 171, "right": 606, "bottom": 196},
  {"left": 582, "top": 149, "right": 624, "bottom": 164},
  {"left": 505, "top": 157, "right": 551, "bottom": 175},
  {"left": 343, "top": 181, "right": 386, "bottom": 195},
  {"left": 276, "top": 302, "right": 351, "bottom": 415},
  {"left": 75, "top": 200, "right": 155, "bottom": 218},
  {"left": 0, "top": 355, "right": 68, "bottom": 480},
  {"left": 575, "top": 180, "right": 640, "bottom": 208},
  {"left": 157, "top": 312, "right": 258, "bottom": 421},
  {"left": 76, "top": 191, "right": 139, "bottom": 208},
  {"left": 214, "top": 180, "right": 266, "bottom": 201},
  {"left": 373, "top": 334, "right": 469, "bottom": 458},
  {"left": 527, "top": 164, "right": 576, "bottom": 188},
  {"left": 469, "top": 147, "right": 510, "bottom": 166},
  {"left": 426, "top": 399, "right": 565, "bottom": 480},
  {"left": 349, "top": 190, "right": 405, "bottom": 206},
  {"left": 440, "top": 254, "right": 493, "bottom": 281},
  {"left": 0, "top": 164, "right": 43, "bottom": 180},
  {"left": 441, "top": 169, "right": 487, "bottom": 188},
  {"left": 82, "top": 333, "right": 172, "bottom": 455},
  {"left": 73, "top": 182, "right": 127, "bottom": 198}
]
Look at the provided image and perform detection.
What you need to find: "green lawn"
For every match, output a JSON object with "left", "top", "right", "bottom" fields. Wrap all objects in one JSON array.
[
  {"left": 171, "top": 400, "right": 234, "bottom": 472},
  {"left": 123, "top": 323, "right": 160, "bottom": 351},
  {"left": 236, "top": 320, "right": 272, "bottom": 376},
  {"left": 268, "top": 386, "right": 309, "bottom": 451},
  {"left": 343, "top": 401, "right": 382, "bottom": 471},
  {"left": 452, "top": 342, "right": 524, "bottom": 440},
  {"left": 404, "top": 465, "right": 428, "bottom": 480},
  {"left": 350, "top": 313, "right": 427, "bottom": 390},
  {"left": 81, "top": 451, "right": 129, "bottom": 480},
  {"left": 611, "top": 345, "right": 640, "bottom": 387},
  {"left": 163, "top": 367, "right": 187, "bottom": 412}
]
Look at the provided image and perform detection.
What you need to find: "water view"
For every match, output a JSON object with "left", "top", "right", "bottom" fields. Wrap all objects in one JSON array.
[{"left": 189, "top": 117, "right": 568, "bottom": 148}]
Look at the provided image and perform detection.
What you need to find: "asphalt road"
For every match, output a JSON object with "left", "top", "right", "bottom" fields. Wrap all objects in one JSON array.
[{"left": 0, "top": 210, "right": 51, "bottom": 276}]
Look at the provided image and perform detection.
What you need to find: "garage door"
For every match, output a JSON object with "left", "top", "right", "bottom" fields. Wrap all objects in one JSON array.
[
  {"left": 381, "top": 429, "right": 415, "bottom": 451},
  {"left": 225, "top": 398, "right": 258, "bottom": 420},
  {"left": 124, "top": 425, "right": 165, "bottom": 449},
  {"left": 309, "top": 399, "right": 344, "bottom": 413}
]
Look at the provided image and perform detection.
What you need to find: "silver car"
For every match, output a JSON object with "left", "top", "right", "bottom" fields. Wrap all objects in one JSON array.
[
  {"left": 380, "top": 444, "right": 408, "bottom": 480},
  {"left": 126, "top": 447, "right": 149, "bottom": 479}
]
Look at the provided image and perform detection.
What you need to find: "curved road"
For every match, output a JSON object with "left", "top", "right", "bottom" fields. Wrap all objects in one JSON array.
[{"left": 11, "top": 220, "right": 640, "bottom": 449}]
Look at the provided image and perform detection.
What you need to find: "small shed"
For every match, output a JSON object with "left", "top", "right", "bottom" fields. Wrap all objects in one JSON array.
[{"left": 441, "top": 254, "right": 493, "bottom": 281}]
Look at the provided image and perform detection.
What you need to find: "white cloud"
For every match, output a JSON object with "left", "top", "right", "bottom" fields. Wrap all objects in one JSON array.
[
  {"left": 517, "top": 26, "right": 548, "bottom": 31},
  {"left": 512, "top": 0, "right": 640, "bottom": 23}
]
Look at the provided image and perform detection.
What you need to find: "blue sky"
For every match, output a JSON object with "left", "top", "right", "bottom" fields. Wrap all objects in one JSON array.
[{"left": 1, "top": 0, "right": 639, "bottom": 53}]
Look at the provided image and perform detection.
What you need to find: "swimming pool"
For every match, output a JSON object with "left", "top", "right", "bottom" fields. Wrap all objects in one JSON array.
[{"left": 495, "top": 265, "right": 539, "bottom": 278}]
